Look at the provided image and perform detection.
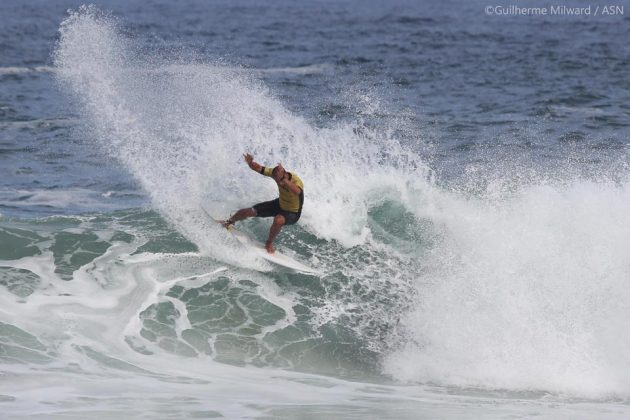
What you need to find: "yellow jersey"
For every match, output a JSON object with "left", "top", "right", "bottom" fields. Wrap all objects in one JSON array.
[{"left": 261, "top": 167, "right": 304, "bottom": 213}]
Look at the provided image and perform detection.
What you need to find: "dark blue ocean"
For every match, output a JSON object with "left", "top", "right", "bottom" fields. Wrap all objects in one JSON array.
[{"left": 1, "top": 1, "right": 630, "bottom": 418}]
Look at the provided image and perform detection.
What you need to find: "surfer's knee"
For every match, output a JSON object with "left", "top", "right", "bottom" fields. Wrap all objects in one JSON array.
[{"left": 273, "top": 214, "right": 285, "bottom": 225}]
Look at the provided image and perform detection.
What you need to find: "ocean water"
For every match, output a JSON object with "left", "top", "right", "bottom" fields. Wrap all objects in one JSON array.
[{"left": 1, "top": 0, "right": 630, "bottom": 418}]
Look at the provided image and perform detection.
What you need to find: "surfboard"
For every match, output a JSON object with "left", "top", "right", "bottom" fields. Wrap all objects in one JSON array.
[
  {"left": 228, "top": 226, "right": 318, "bottom": 274},
  {"left": 203, "top": 208, "right": 318, "bottom": 275}
]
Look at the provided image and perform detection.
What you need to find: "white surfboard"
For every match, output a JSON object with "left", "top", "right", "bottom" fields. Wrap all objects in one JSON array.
[
  {"left": 229, "top": 227, "right": 318, "bottom": 274},
  {"left": 203, "top": 208, "right": 318, "bottom": 275}
]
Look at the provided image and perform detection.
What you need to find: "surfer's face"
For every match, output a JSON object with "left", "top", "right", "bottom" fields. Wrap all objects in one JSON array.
[{"left": 272, "top": 166, "right": 286, "bottom": 182}]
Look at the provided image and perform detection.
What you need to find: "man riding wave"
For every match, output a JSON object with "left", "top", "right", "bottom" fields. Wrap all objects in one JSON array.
[{"left": 221, "top": 153, "right": 304, "bottom": 254}]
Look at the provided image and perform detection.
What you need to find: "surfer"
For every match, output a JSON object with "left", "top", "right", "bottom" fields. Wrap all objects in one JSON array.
[{"left": 221, "top": 153, "right": 304, "bottom": 253}]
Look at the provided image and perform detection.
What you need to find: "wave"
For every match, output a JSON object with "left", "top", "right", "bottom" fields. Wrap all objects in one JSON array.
[
  {"left": 256, "top": 63, "right": 334, "bottom": 75},
  {"left": 0, "top": 187, "right": 141, "bottom": 214},
  {"left": 0, "top": 66, "right": 54, "bottom": 75},
  {"left": 0, "top": 62, "right": 332, "bottom": 78},
  {"left": 43, "top": 5, "right": 630, "bottom": 399}
]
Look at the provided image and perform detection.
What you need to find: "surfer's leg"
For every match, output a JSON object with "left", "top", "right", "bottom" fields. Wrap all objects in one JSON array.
[
  {"left": 265, "top": 214, "right": 285, "bottom": 253},
  {"left": 228, "top": 207, "right": 256, "bottom": 224}
]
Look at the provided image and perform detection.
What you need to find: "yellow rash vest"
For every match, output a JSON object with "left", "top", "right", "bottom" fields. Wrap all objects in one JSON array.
[{"left": 261, "top": 167, "right": 304, "bottom": 213}]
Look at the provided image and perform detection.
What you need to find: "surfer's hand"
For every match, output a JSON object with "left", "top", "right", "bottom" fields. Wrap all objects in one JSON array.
[{"left": 243, "top": 153, "right": 254, "bottom": 166}]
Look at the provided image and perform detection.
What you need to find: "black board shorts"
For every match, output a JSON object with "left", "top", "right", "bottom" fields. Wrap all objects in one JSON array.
[{"left": 253, "top": 199, "right": 301, "bottom": 225}]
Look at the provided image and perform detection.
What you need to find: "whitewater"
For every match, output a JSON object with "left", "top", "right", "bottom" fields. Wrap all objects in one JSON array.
[{"left": 1, "top": 2, "right": 630, "bottom": 418}]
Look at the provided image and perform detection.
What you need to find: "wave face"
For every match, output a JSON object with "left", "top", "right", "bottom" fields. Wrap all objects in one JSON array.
[{"left": 0, "top": 4, "right": 628, "bottom": 416}]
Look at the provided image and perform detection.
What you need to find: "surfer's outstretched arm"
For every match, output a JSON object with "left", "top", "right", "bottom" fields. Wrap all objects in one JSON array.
[{"left": 243, "top": 153, "right": 265, "bottom": 173}]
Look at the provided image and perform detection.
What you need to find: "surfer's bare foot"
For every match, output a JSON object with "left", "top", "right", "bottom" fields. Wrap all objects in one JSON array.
[
  {"left": 220, "top": 219, "right": 234, "bottom": 229},
  {"left": 265, "top": 241, "right": 275, "bottom": 254}
]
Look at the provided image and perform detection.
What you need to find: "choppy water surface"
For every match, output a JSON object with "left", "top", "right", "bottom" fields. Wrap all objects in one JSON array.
[{"left": 1, "top": 0, "right": 630, "bottom": 418}]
